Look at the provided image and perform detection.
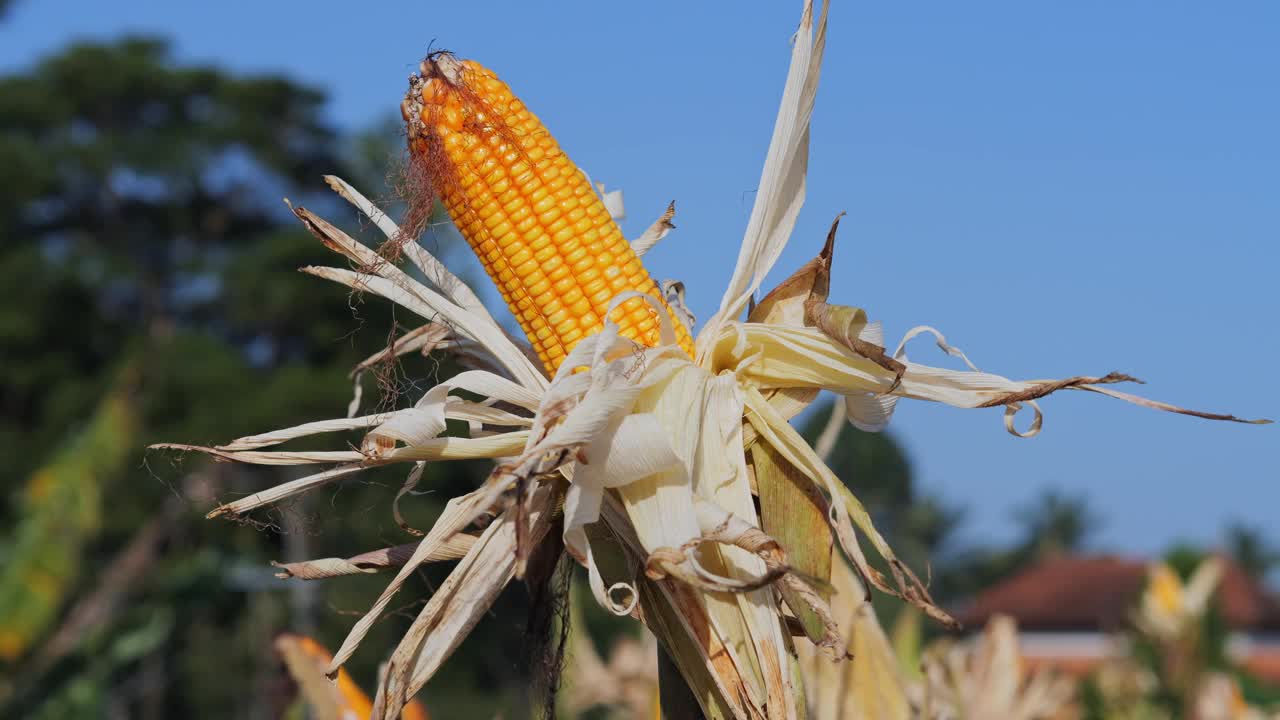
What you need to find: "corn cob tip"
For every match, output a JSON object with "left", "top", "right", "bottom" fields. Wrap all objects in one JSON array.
[{"left": 418, "top": 51, "right": 463, "bottom": 84}]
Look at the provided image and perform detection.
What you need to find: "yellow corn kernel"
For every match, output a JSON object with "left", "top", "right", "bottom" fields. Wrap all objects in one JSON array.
[{"left": 403, "top": 53, "right": 695, "bottom": 374}]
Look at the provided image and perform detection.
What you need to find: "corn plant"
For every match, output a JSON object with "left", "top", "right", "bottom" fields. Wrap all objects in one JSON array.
[
  {"left": 916, "top": 616, "right": 1076, "bottom": 720},
  {"left": 157, "top": 1, "right": 1266, "bottom": 717}
]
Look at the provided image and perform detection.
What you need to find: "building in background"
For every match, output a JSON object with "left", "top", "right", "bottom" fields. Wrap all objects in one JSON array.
[{"left": 954, "top": 555, "right": 1280, "bottom": 684}]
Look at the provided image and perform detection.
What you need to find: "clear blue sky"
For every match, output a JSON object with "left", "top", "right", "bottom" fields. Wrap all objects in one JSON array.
[{"left": 4, "top": 1, "right": 1276, "bottom": 558}]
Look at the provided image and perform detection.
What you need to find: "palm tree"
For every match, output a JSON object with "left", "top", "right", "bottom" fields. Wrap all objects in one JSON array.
[{"left": 1015, "top": 490, "right": 1099, "bottom": 560}]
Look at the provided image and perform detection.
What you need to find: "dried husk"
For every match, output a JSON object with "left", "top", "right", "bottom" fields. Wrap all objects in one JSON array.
[{"left": 795, "top": 550, "right": 912, "bottom": 720}]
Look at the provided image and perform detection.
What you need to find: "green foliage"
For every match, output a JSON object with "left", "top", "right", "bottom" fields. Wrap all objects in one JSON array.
[
  {"left": 27, "top": 609, "right": 176, "bottom": 720},
  {"left": 1237, "top": 670, "right": 1280, "bottom": 706},
  {"left": 1097, "top": 549, "right": 1277, "bottom": 717},
  {"left": 0, "top": 35, "right": 348, "bottom": 476},
  {"left": 1163, "top": 545, "right": 1207, "bottom": 579},
  {"left": 0, "top": 245, "right": 125, "bottom": 483},
  {"left": 0, "top": 370, "right": 138, "bottom": 663}
]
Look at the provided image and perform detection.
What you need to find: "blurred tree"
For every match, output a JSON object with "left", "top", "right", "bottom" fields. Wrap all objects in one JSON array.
[
  {"left": 0, "top": 33, "right": 475, "bottom": 716},
  {"left": 1224, "top": 523, "right": 1279, "bottom": 580},
  {"left": 0, "top": 35, "right": 349, "bottom": 475},
  {"left": 934, "top": 490, "right": 1099, "bottom": 602},
  {"left": 1014, "top": 490, "right": 1098, "bottom": 560}
]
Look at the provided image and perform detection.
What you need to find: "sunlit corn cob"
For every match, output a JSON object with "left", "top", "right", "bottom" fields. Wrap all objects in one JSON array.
[{"left": 402, "top": 53, "right": 695, "bottom": 374}]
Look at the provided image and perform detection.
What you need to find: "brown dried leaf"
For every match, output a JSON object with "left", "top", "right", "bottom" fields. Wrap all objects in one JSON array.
[
  {"left": 631, "top": 200, "right": 677, "bottom": 257},
  {"left": 326, "top": 482, "right": 515, "bottom": 676},
  {"left": 350, "top": 322, "right": 452, "bottom": 379},
  {"left": 749, "top": 213, "right": 838, "bottom": 327},
  {"left": 371, "top": 483, "right": 559, "bottom": 719},
  {"left": 271, "top": 535, "right": 477, "bottom": 581},
  {"left": 638, "top": 577, "right": 742, "bottom": 720},
  {"left": 809, "top": 302, "right": 906, "bottom": 385},
  {"left": 747, "top": 209, "right": 905, "bottom": 388}
]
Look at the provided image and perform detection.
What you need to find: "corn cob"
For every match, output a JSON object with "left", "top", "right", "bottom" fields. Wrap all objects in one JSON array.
[{"left": 402, "top": 52, "right": 695, "bottom": 374}]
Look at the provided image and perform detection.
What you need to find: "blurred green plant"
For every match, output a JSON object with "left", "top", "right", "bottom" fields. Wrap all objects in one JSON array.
[
  {"left": 0, "top": 364, "right": 138, "bottom": 664},
  {"left": 1081, "top": 551, "right": 1280, "bottom": 719}
]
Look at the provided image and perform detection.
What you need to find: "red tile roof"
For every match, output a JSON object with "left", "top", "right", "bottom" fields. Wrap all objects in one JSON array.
[
  {"left": 1216, "top": 559, "right": 1280, "bottom": 629},
  {"left": 954, "top": 554, "right": 1280, "bottom": 632}
]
